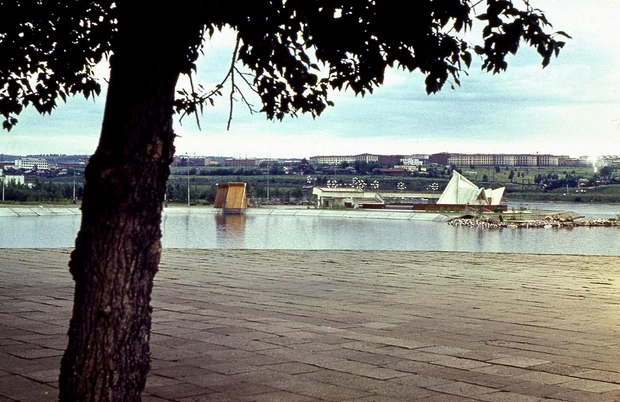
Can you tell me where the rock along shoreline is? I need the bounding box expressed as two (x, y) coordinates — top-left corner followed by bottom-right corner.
(448, 213), (620, 229)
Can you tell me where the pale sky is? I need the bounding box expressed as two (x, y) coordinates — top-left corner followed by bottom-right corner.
(1, 1), (619, 160)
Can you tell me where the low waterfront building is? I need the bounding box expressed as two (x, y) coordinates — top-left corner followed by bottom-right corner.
(312, 187), (440, 209)
(312, 187), (385, 209)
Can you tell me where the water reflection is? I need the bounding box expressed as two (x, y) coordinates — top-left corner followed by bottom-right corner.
(0, 215), (81, 248)
(1, 208), (618, 255)
(215, 214), (247, 248)
(215, 213), (247, 234)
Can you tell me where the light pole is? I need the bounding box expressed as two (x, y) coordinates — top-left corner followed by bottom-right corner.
(186, 154), (191, 207)
(266, 160), (270, 204)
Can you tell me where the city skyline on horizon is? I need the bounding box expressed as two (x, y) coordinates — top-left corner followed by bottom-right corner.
(1, 149), (610, 163)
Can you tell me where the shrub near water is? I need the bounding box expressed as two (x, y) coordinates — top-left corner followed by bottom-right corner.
(2, 180), (83, 203)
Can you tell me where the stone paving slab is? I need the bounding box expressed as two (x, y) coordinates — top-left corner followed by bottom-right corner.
(1, 249), (620, 401)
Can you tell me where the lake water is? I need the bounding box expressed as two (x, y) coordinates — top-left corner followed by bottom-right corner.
(0, 202), (618, 255)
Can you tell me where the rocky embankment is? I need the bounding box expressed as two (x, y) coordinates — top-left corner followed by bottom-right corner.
(448, 214), (620, 229)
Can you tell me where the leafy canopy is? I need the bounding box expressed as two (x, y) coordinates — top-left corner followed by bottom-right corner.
(0, 0), (569, 130)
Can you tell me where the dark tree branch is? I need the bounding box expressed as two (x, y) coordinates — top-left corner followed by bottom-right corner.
(175, 32), (258, 131)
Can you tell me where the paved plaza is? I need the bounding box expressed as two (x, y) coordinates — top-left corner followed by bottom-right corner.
(1, 248), (620, 401)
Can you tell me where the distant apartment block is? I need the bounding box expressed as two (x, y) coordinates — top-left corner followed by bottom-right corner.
(437, 154), (619, 168)
(0, 169), (25, 185)
(309, 155), (357, 165)
(355, 153), (379, 163)
(402, 155), (429, 166)
(443, 153), (495, 166)
(377, 154), (405, 166)
(224, 158), (260, 167)
(309, 154), (406, 166)
(14, 157), (49, 170)
(535, 154), (559, 166)
(562, 155), (620, 168)
(558, 156), (587, 167)
(430, 153), (561, 167)
(600, 155), (620, 167)
(171, 156), (221, 166)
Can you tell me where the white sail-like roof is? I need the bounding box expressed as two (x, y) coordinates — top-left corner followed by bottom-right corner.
(488, 187), (505, 205)
(437, 171), (505, 205)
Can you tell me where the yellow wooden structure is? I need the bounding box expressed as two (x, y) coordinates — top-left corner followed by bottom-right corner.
(214, 182), (248, 214)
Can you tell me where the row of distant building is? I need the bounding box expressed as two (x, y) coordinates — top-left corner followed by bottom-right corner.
(0, 157), (87, 186)
(309, 153), (620, 168)
(1, 158), (52, 186)
(218, 153), (619, 168)
(0, 156), (88, 171)
(3, 153), (620, 174)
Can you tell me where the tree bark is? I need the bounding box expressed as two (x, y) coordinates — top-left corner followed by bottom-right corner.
(58, 6), (202, 401)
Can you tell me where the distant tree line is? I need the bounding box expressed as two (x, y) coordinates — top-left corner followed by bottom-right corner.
(2, 179), (83, 202)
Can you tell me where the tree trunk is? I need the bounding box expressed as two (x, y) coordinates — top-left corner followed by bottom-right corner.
(58, 6), (201, 401)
